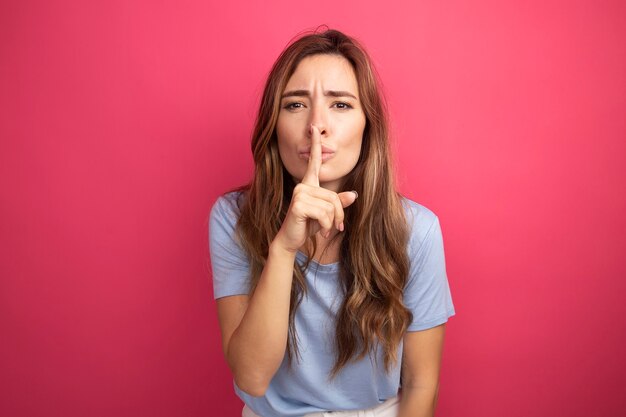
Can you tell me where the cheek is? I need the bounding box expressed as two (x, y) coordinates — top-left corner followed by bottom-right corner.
(276, 139), (293, 171)
(275, 123), (290, 156)
(276, 117), (299, 148)
(350, 128), (365, 165)
(275, 122), (302, 178)
(275, 120), (286, 147)
(343, 118), (365, 154)
(349, 141), (364, 167)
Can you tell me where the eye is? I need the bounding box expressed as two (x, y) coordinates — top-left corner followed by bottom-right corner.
(283, 102), (305, 110)
(334, 102), (353, 110)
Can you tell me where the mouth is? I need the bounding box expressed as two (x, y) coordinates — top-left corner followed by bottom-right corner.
(299, 151), (335, 162)
(298, 144), (336, 162)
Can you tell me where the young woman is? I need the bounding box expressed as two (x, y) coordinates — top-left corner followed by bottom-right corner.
(209, 28), (455, 417)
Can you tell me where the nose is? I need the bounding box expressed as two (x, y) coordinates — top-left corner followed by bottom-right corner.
(307, 103), (328, 137)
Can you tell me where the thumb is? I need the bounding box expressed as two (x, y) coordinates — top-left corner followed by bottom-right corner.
(338, 190), (359, 208)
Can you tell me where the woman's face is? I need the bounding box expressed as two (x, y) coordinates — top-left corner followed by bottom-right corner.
(276, 54), (366, 192)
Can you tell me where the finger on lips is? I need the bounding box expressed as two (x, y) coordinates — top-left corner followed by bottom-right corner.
(299, 125), (353, 236)
(302, 125), (322, 187)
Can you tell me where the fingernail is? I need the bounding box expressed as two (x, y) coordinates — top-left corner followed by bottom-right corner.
(351, 190), (358, 199)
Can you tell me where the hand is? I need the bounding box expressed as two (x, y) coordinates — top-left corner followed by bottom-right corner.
(274, 125), (358, 253)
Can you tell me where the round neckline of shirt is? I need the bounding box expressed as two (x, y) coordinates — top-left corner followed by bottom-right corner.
(296, 250), (340, 271)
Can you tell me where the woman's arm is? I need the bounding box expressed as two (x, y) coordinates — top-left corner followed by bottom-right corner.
(217, 242), (297, 397)
(215, 125), (357, 397)
(397, 323), (447, 417)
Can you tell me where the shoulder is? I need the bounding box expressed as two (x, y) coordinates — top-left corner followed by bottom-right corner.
(400, 196), (438, 225)
(210, 190), (246, 221)
(209, 190), (248, 237)
(399, 195), (441, 250)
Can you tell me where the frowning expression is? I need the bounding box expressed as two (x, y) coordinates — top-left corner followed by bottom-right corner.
(276, 54), (366, 192)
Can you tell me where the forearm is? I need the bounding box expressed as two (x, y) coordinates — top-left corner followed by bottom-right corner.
(227, 242), (296, 395)
(397, 386), (439, 417)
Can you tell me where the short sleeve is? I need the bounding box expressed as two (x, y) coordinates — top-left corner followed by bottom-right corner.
(403, 203), (456, 331)
(208, 192), (252, 299)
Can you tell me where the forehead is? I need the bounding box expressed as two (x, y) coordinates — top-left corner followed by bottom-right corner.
(285, 54), (359, 92)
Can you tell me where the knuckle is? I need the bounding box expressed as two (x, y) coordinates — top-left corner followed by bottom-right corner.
(292, 200), (304, 214)
(293, 184), (305, 195)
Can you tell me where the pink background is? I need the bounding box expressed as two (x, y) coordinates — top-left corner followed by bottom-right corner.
(1, 1), (625, 416)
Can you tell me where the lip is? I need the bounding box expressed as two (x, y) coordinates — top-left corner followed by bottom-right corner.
(298, 144), (336, 162)
(299, 144), (336, 154)
(299, 151), (335, 162)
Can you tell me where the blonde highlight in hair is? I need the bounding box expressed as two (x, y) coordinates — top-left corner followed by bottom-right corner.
(232, 28), (412, 378)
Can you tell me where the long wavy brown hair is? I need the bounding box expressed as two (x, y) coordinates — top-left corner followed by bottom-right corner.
(232, 28), (412, 380)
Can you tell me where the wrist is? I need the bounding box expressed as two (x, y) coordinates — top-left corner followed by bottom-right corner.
(269, 238), (299, 259)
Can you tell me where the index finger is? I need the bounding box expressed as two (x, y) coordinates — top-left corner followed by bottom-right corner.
(301, 125), (322, 187)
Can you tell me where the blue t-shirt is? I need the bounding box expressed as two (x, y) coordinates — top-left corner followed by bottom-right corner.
(209, 191), (455, 417)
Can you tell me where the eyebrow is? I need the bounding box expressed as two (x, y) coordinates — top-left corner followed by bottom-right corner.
(280, 89), (358, 100)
